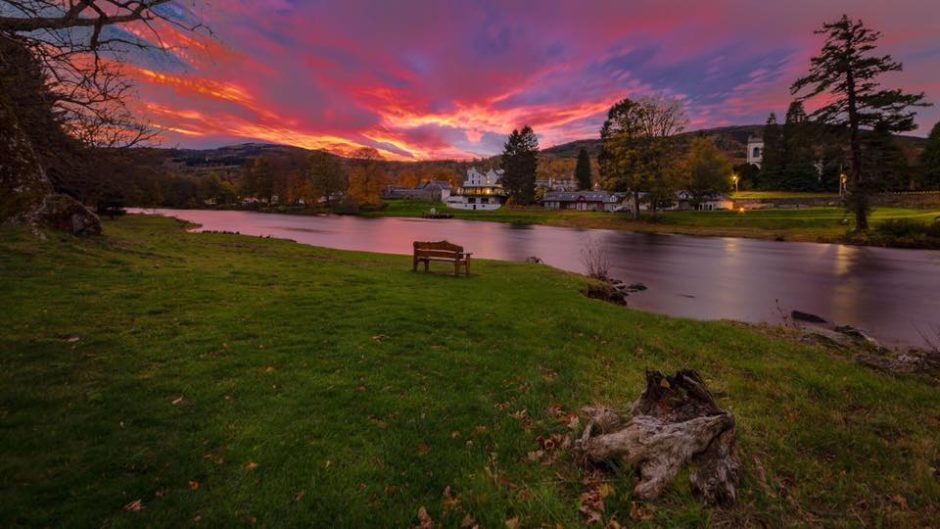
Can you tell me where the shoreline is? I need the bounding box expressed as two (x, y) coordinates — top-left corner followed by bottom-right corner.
(132, 202), (940, 249)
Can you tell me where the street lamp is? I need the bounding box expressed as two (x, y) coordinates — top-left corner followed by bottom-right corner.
(839, 172), (847, 198)
(731, 173), (739, 193)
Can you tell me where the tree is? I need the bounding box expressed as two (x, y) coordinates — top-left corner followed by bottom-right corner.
(780, 101), (820, 191)
(685, 137), (731, 205)
(347, 147), (385, 207)
(501, 125), (539, 205)
(863, 121), (910, 191)
(599, 96), (687, 217)
(574, 148), (593, 190)
(919, 121), (940, 189)
(791, 14), (929, 230)
(759, 113), (783, 189)
(308, 151), (346, 207)
(0, 1), (206, 232)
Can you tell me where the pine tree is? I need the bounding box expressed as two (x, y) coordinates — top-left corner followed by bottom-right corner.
(781, 101), (819, 191)
(501, 125), (539, 205)
(574, 148), (592, 190)
(920, 121), (940, 189)
(792, 14), (929, 230)
(759, 113), (783, 189)
(863, 121), (910, 191)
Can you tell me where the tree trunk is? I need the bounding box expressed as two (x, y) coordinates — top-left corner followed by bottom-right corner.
(577, 370), (740, 505)
(632, 191), (640, 219)
(0, 84), (100, 236)
(845, 67), (868, 231)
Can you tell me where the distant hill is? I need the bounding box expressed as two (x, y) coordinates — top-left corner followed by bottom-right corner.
(153, 125), (928, 183)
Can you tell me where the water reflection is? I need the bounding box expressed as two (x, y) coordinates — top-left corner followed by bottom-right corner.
(133, 209), (940, 348)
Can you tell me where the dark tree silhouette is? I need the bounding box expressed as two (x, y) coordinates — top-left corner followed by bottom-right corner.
(791, 14), (929, 230)
(574, 147), (592, 190)
(501, 125), (539, 205)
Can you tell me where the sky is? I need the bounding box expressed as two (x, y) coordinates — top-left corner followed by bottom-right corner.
(125, 0), (940, 160)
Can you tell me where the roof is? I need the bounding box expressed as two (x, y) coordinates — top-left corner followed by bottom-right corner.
(542, 191), (618, 203)
(417, 180), (452, 190)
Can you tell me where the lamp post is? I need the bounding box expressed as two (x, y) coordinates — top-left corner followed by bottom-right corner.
(731, 173), (739, 193)
(839, 172), (847, 198)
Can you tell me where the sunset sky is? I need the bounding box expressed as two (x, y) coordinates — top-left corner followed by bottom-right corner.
(129, 0), (940, 160)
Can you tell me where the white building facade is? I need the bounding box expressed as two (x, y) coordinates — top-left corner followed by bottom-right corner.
(446, 167), (507, 210)
(746, 136), (764, 168)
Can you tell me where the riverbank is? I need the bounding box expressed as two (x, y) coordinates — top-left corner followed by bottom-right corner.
(1, 216), (937, 527)
(362, 200), (940, 248)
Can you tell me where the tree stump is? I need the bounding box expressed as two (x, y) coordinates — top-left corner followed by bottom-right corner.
(576, 370), (740, 505)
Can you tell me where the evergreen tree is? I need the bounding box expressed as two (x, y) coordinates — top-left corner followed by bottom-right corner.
(759, 113), (783, 189)
(863, 121), (910, 191)
(780, 101), (819, 191)
(501, 125), (539, 205)
(919, 121), (940, 189)
(792, 14), (929, 230)
(574, 148), (592, 190)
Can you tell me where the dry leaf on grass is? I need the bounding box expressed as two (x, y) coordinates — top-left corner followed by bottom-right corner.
(122, 499), (142, 512)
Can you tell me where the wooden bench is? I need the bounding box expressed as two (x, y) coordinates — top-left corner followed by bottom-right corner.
(413, 241), (472, 277)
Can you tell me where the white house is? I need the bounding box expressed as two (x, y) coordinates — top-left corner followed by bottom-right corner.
(446, 167), (507, 210)
(747, 136), (764, 168)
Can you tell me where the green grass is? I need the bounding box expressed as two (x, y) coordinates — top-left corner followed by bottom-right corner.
(368, 200), (940, 244)
(731, 191), (839, 199)
(1, 216), (938, 528)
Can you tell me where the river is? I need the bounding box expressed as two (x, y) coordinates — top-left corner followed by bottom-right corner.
(133, 208), (940, 348)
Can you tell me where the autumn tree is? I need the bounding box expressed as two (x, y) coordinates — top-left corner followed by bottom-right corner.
(501, 125), (539, 205)
(791, 14), (929, 230)
(919, 121), (940, 189)
(574, 148), (592, 190)
(685, 136), (731, 205)
(308, 151), (346, 207)
(599, 96), (687, 217)
(347, 147), (385, 207)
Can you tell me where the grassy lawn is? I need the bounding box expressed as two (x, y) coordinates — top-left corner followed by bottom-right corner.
(367, 200), (940, 244)
(1, 216), (938, 528)
(731, 191), (840, 199)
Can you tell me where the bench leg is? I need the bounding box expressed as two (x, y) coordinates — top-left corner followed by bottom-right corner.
(424, 259), (429, 272)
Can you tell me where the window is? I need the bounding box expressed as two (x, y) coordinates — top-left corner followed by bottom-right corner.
(753, 147), (762, 158)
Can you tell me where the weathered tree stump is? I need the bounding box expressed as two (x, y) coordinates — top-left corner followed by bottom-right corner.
(576, 370), (740, 505)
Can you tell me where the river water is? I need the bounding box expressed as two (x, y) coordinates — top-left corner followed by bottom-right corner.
(133, 208), (940, 348)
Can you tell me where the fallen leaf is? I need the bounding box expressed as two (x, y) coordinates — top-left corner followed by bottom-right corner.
(527, 449), (544, 462)
(66, 336), (81, 343)
(505, 516), (520, 529)
(442, 486), (461, 513)
(188, 480), (200, 491)
(629, 501), (654, 522)
(372, 334), (387, 342)
(461, 513), (479, 528)
(171, 395), (184, 405)
(413, 506), (433, 529)
(450, 431), (461, 439)
(122, 499), (142, 512)
(244, 461), (259, 471)
(597, 483), (615, 499)
(417, 442), (430, 455)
